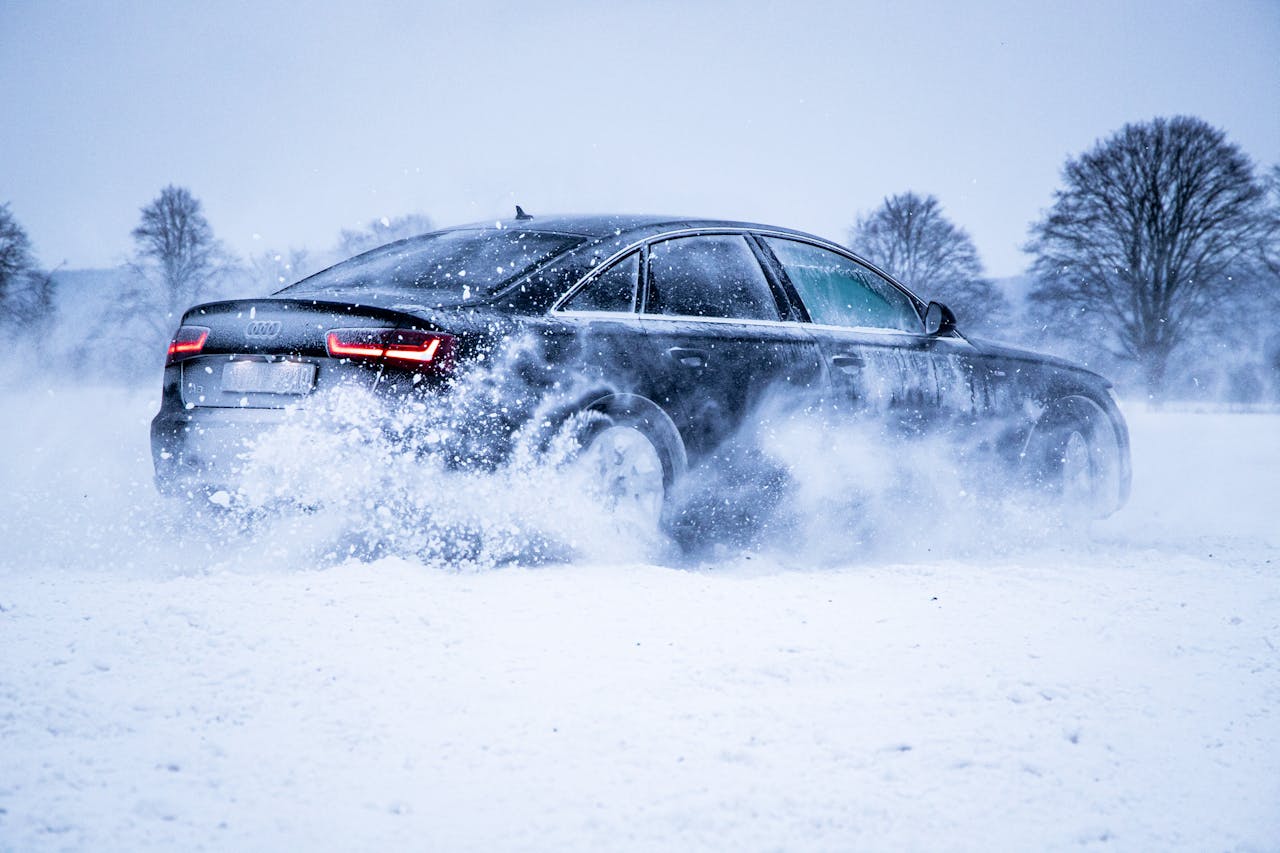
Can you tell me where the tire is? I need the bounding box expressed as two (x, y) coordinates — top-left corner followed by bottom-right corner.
(572, 401), (685, 534)
(578, 420), (666, 528)
(1058, 428), (1094, 507)
(1025, 396), (1121, 519)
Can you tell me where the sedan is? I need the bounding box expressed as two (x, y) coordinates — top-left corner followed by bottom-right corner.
(151, 213), (1130, 528)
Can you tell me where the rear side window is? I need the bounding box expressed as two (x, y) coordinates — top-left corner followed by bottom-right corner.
(644, 235), (780, 321)
(282, 228), (583, 303)
(561, 252), (638, 312)
(763, 237), (920, 332)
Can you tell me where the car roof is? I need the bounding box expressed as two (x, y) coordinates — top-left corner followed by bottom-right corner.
(438, 213), (831, 246)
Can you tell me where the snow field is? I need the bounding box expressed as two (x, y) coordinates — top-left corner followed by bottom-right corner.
(0, 387), (1277, 850)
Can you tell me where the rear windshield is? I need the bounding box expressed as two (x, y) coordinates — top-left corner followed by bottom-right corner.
(279, 228), (584, 303)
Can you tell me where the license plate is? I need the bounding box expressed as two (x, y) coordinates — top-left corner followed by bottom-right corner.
(221, 360), (316, 395)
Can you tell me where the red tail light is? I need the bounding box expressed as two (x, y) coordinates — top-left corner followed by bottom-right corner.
(326, 328), (456, 370)
(166, 326), (210, 365)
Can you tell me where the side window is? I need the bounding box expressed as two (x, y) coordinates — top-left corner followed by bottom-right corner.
(645, 235), (780, 321)
(561, 252), (638, 312)
(763, 237), (920, 332)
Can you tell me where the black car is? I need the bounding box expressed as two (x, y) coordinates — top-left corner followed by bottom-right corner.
(151, 213), (1130, 528)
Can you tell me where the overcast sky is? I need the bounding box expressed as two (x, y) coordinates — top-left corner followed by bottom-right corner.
(2, 0), (1277, 277)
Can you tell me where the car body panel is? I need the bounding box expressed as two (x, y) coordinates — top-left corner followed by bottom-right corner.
(633, 315), (827, 457)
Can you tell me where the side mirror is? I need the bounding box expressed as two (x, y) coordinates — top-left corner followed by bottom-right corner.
(925, 301), (957, 337)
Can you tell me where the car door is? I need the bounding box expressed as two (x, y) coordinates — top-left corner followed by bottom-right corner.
(537, 248), (652, 403)
(633, 233), (827, 458)
(757, 235), (986, 434)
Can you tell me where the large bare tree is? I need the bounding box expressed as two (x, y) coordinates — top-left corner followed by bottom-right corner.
(1026, 117), (1271, 396)
(849, 192), (1009, 332)
(0, 202), (54, 328)
(1261, 164), (1280, 285)
(129, 185), (224, 319)
(0, 203), (34, 289)
(99, 186), (234, 376)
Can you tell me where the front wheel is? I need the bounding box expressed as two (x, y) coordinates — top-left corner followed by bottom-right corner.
(1059, 428), (1094, 507)
(1025, 397), (1122, 519)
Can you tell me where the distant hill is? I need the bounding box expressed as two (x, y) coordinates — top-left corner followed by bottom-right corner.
(991, 273), (1033, 306)
(40, 267), (147, 376)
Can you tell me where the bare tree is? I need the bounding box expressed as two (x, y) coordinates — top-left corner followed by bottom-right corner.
(0, 203), (55, 329)
(130, 186), (225, 315)
(849, 192), (1009, 332)
(1240, 163), (1280, 403)
(94, 186), (235, 378)
(1026, 117), (1271, 396)
(1260, 164), (1280, 284)
(337, 213), (433, 257)
(0, 203), (34, 288)
(0, 202), (36, 320)
(119, 185), (231, 345)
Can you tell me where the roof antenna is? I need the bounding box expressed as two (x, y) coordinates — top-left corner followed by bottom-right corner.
(515, 205), (534, 221)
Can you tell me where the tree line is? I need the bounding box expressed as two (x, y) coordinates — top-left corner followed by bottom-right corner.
(2, 115), (1277, 399)
(850, 116), (1278, 401)
(0, 189), (434, 376)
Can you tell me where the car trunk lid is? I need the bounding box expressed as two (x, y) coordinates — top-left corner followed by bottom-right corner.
(174, 298), (452, 409)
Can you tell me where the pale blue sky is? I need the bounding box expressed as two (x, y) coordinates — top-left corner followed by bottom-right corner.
(1, 0), (1277, 276)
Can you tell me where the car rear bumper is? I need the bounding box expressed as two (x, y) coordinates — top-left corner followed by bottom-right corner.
(151, 406), (289, 495)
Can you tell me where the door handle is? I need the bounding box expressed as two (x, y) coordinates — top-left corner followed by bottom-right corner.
(666, 346), (707, 368)
(831, 354), (866, 372)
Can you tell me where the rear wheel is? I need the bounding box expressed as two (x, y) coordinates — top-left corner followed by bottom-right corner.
(578, 422), (667, 529)
(570, 401), (685, 535)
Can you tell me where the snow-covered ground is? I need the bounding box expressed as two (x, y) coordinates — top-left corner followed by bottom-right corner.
(1, 385), (1277, 851)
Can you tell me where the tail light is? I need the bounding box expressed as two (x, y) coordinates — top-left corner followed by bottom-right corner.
(326, 328), (456, 371)
(166, 326), (210, 365)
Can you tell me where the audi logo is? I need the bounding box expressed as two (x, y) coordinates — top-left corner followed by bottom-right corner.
(244, 320), (282, 339)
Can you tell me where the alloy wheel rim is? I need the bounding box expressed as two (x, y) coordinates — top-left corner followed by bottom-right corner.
(583, 425), (665, 526)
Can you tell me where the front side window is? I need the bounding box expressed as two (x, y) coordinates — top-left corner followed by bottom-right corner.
(560, 252), (639, 312)
(645, 235), (780, 321)
(763, 237), (920, 332)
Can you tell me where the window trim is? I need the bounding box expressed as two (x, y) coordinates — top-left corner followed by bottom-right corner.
(639, 232), (789, 323)
(746, 233), (809, 322)
(550, 240), (648, 313)
(636, 312), (820, 331)
(548, 225), (928, 328)
(555, 248), (641, 314)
